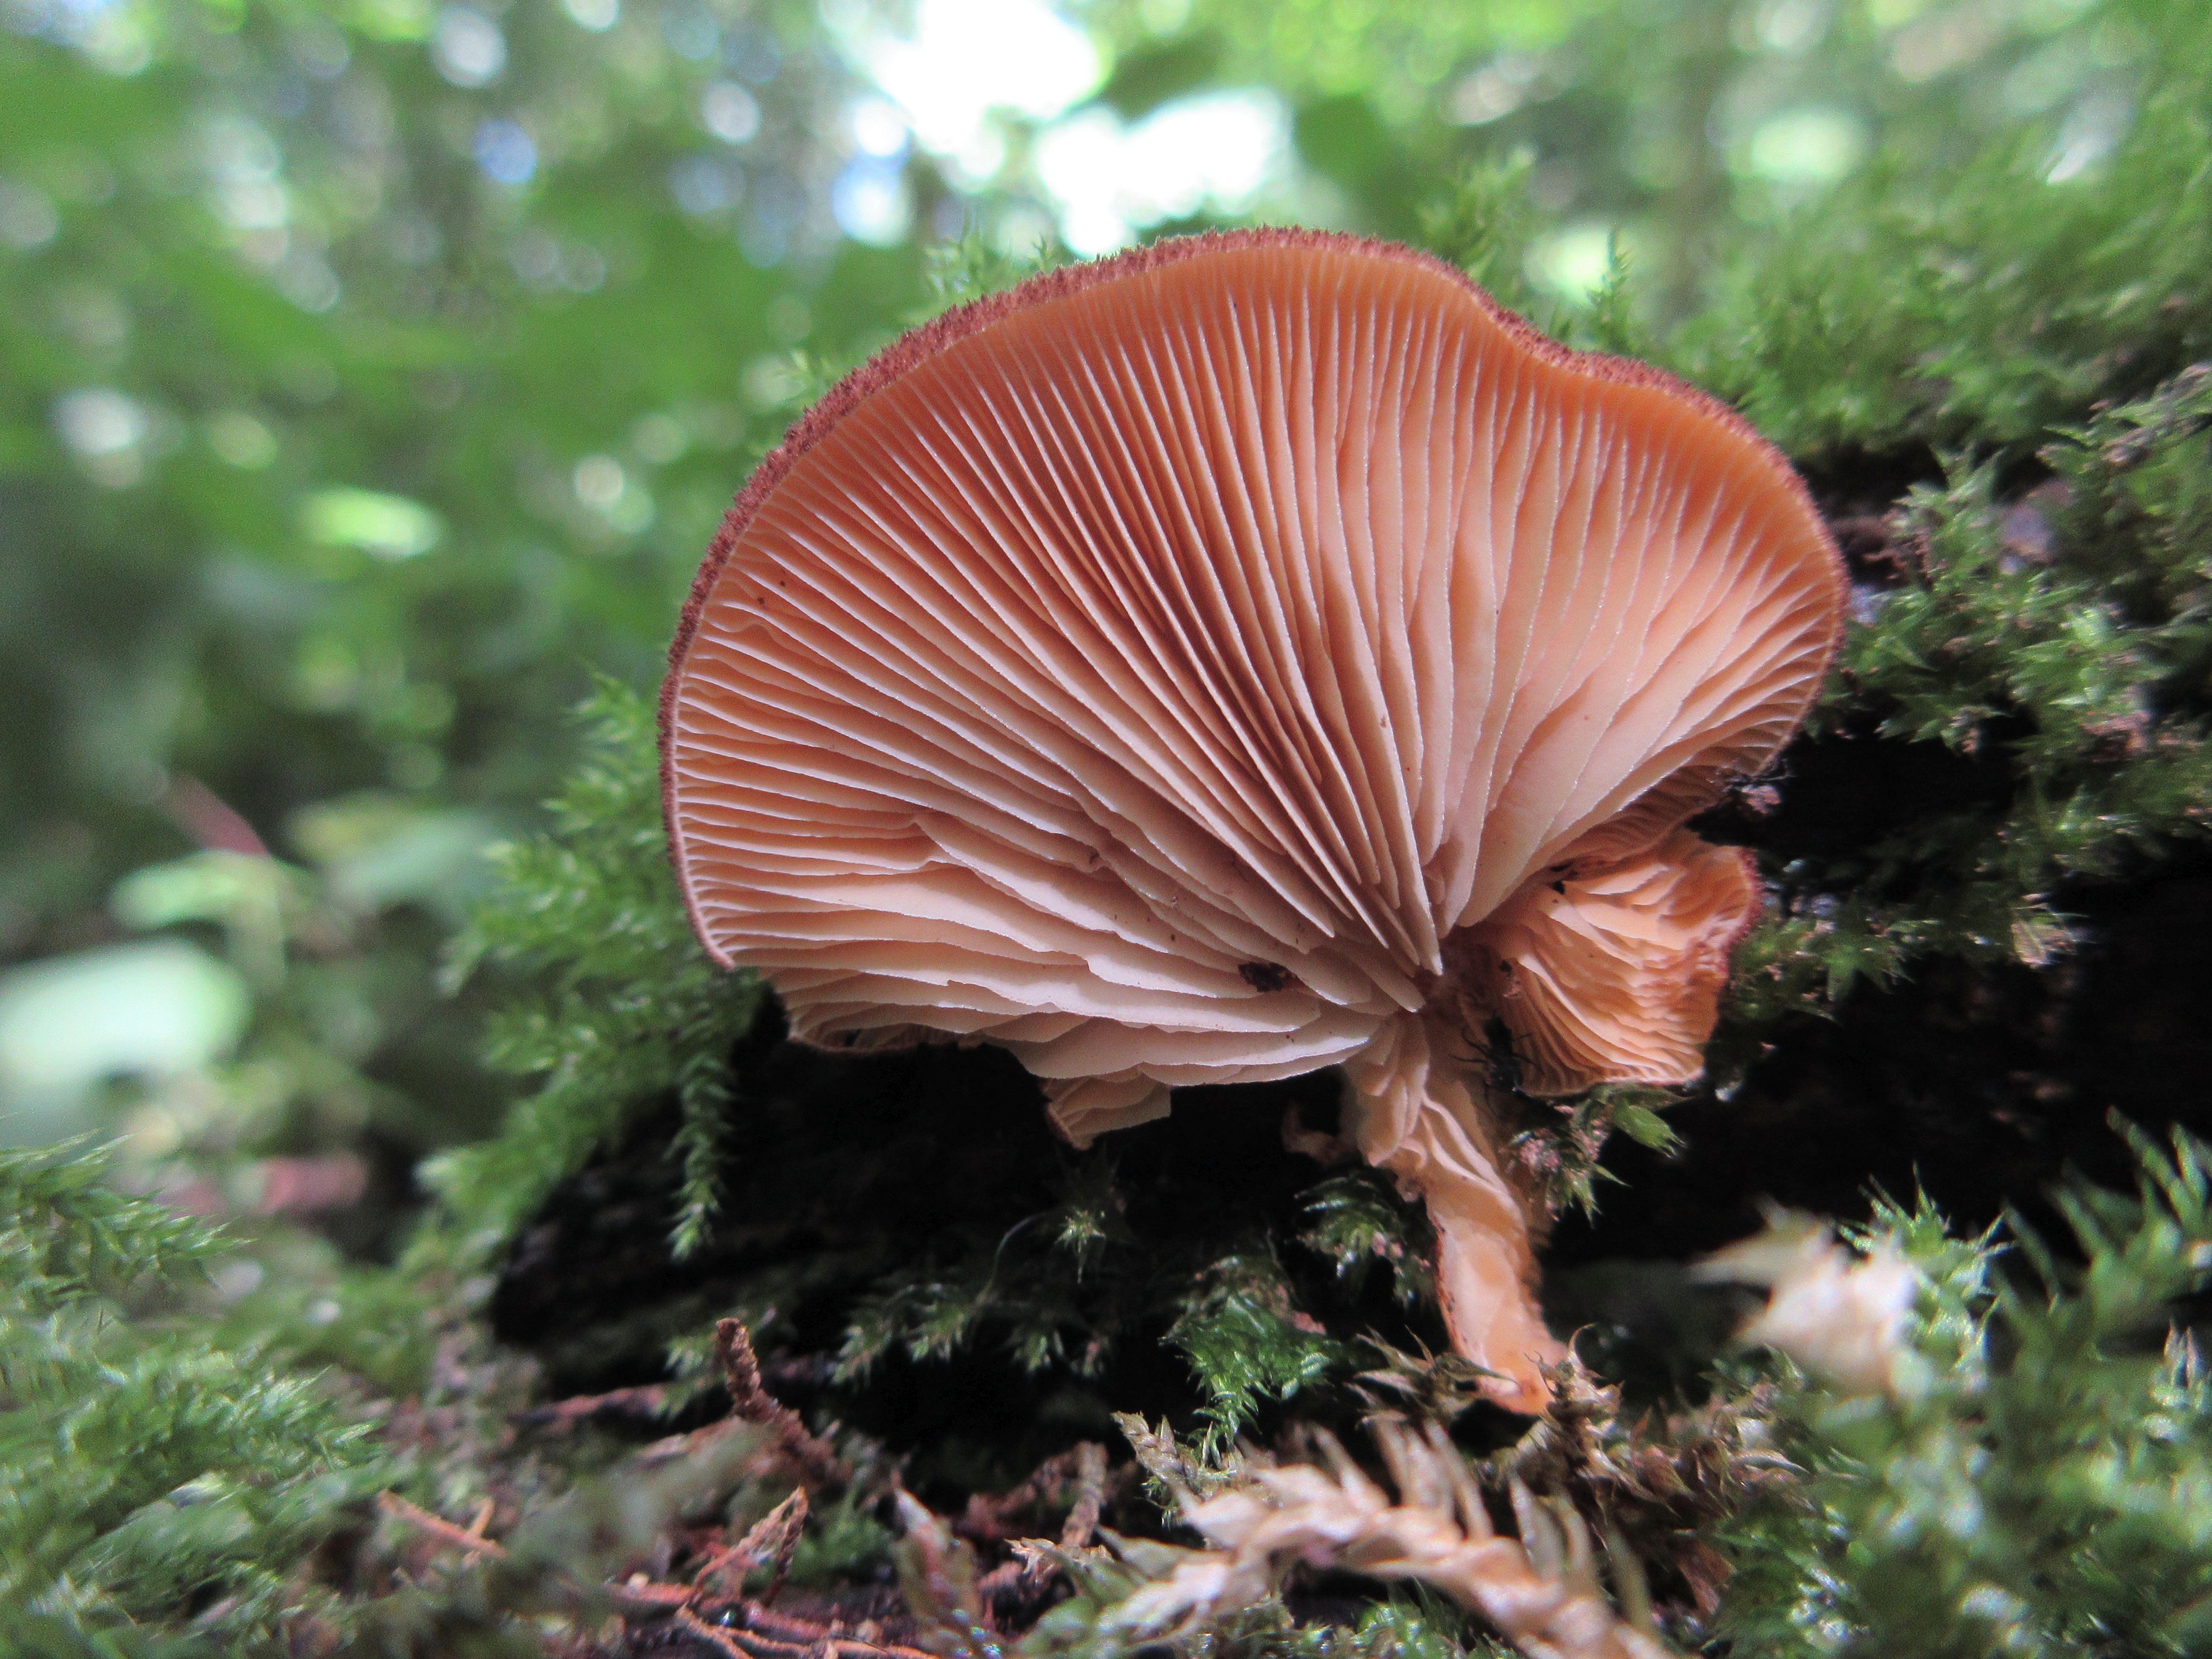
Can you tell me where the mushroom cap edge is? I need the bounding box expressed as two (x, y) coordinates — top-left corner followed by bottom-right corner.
(658, 225), (1847, 972)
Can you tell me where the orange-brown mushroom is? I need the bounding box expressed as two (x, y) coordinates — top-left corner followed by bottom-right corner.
(661, 230), (1843, 1413)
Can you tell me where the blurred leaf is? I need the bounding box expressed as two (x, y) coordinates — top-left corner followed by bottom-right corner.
(291, 794), (498, 917)
(1094, 31), (1225, 118)
(300, 488), (443, 562)
(0, 943), (249, 1134)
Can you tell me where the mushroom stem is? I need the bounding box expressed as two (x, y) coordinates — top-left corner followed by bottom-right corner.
(1343, 1015), (1566, 1415)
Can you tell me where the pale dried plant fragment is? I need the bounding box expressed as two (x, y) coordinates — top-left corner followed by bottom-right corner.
(1693, 1208), (1918, 1396)
(1110, 1420), (1675, 1659)
(663, 230), (1844, 1414)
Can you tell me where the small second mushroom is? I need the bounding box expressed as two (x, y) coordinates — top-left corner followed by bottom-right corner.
(662, 231), (1844, 1413)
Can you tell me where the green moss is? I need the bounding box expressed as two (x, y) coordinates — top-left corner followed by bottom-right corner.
(1714, 1122), (2212, 1656)
(1700, 361), (2212, 1024)
(428, 679), (761, 1257)
(0, 1140), (386, 1651)
(1668, 10), (2212, 459)
(1166, 1249), (1356, 1449)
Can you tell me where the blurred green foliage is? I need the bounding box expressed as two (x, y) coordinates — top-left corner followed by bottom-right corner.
(5, 0), (2199, 1234)
(431, 679), (757, 1252)
(0, 0), (920, 1191)
(9, 0), (2212, 1650)
(0, 1137), (386, 1647)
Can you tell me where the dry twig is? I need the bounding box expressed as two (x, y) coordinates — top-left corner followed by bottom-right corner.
(696, 1486), (810, 1602)
(1058, 1441), (1109, 1553)
(378, 1403), (913, 1659)
(1488, 1362), (1792, 1617)
(512, 1383), (675, 1432)
(960, 1440), (1111, 1543)
(677, 1604), (940, 1659)
(1112, 1411), (1243, 1501)
(961, 1440), (1113, 1625)
(377, 1490), (510, 1560)
(716, 1317), (848, 1490)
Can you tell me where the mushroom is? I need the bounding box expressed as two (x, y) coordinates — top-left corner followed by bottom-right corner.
(661, 230), (1843, 1413)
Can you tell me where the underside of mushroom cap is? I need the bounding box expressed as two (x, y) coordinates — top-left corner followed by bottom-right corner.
(664, 230), (1839, 1078)
(662, 229), (1845, 1407)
